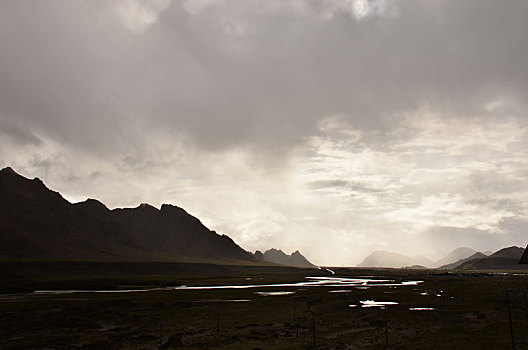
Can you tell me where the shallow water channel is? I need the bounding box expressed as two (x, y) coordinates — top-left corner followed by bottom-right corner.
(23, 276), (423, 297)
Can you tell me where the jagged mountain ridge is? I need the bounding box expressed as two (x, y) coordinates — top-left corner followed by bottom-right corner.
(254, 248), (315, 267)
(456, 246), (526, 270)
(359, 247), (488, 269)
(0, 167), (254, 262)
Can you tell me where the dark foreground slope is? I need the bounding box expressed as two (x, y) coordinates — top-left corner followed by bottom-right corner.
(0, 167), (253, 263)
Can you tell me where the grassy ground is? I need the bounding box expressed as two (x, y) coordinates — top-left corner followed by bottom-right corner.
(1, 265), (528, 349)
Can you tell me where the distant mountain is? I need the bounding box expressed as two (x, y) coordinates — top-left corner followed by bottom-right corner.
(255, 248), (315, 267)
(359, 247), (493, 269)
(0, 167), (254, 263)
(489, 246), (525, 259)
(434, 247), (478, 268)
(438, 252), (487, 270)
(457, 246), (526, 270)
(358, 251), (433, 268)
(520, 245), (528, 264)
(404, 265), (427, 269)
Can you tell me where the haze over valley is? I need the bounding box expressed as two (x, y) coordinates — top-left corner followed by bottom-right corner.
(2, 166), (525, 271)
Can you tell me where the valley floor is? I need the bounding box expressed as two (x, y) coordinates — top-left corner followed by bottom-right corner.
(1, 265), (528, 349)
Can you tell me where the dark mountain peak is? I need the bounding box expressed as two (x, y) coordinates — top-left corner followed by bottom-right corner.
(161, 203), (186, 213)
(254, 250), (265, 262)
(29, 177), (58, 195)
(219, 234), (234, 242)
(0, 166), (18, 175)
(0, 166), (255, 263)
(453, 246), (528, 270)
(75, 198), (109, 211)
(160, 204), (194, 219)
(0, 167), (26, 184)
(0, 168), (23, 188)
(160, 204), (202, 226)
(71, 199), (111, 223)
(490, 246), (524, 259)
(261, 248), (315, 267)
(0, 167), (46, 190)
(520, 245), (528, 264)
(0, 166), (68, 209)
(85, 198), (106, 205)
(139, 202), (158, 210)
(128, 203), (159, 215)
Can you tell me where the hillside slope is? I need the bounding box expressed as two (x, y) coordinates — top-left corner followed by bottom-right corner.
(0, 167), (254, 263)
(457, 247), (526, 270)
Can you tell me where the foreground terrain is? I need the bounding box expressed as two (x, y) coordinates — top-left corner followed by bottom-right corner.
(1, 263), (528, 349)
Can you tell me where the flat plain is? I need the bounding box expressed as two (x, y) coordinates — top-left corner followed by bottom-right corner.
(1, 263), (528, 349)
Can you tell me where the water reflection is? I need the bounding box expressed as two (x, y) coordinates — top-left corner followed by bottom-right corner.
(255, 291), (295, 296)
(11, 276), (423, 298)
(173, 276), (422, 291)
(360, 300), (399, 308)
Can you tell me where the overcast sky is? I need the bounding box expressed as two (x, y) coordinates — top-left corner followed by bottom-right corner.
(1, 0), (527, 265)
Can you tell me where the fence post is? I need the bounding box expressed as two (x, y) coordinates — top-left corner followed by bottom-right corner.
(506, 291), (515, 350)
(413, 311), (417, 339)
(524, 291), (528, 317)
(159, 320), (163, 350)
(311, 311), (317, 350)
(384, 307), (388, 348)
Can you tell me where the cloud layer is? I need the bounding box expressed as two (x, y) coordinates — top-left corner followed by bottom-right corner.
(1, 0), (527, 265)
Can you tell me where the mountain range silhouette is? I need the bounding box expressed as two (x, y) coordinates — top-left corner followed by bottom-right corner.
(0, 167), (317, 268)
(0, 167), (254, 262)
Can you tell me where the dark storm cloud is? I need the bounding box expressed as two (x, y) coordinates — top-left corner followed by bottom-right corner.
(1, 0), (527, 156)
(308, 180), (351, 189)
(0, 119), (41, 146)
(307, 179), (384, 193)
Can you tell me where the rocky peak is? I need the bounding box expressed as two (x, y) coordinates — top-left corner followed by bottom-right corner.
(0, 166), (17, 175)
(260, 248), (315, 267)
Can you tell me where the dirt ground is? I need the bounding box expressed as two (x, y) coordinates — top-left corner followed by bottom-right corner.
(1, 267), (528, 349)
